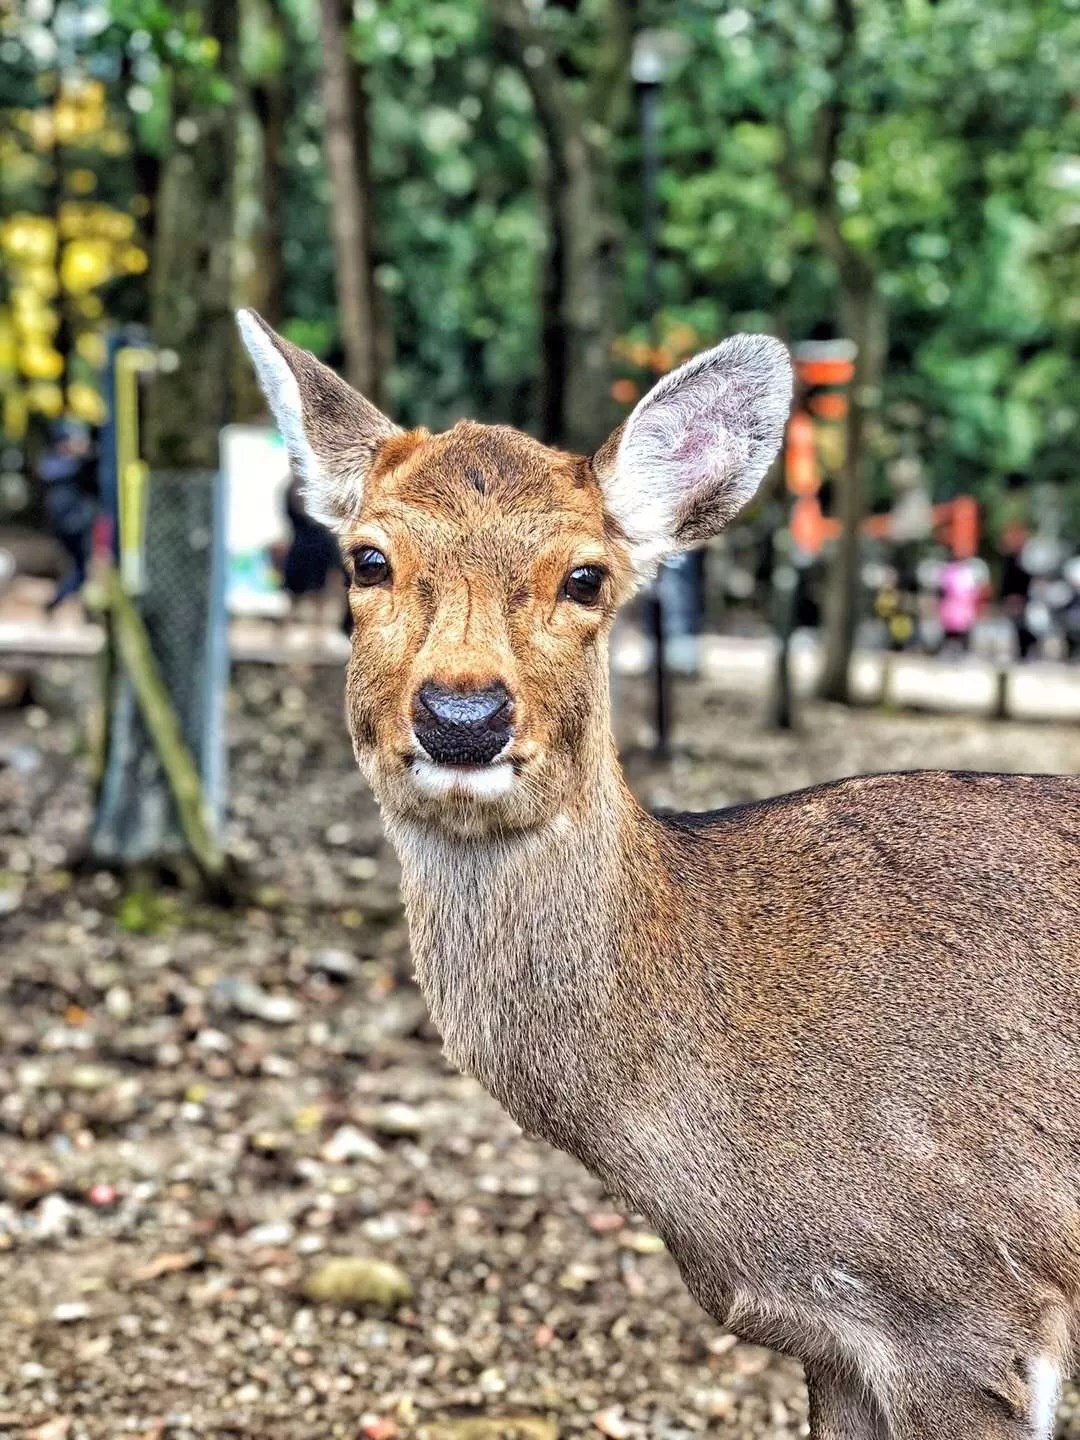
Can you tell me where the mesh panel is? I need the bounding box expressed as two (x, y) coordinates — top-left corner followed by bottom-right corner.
(90, 470), (220, 865)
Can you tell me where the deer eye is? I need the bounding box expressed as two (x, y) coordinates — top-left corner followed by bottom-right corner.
(562, 564), (606, 607)
(350, 546), (390, 587)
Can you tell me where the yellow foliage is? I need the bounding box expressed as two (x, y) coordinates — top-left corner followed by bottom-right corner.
(76, 331), (107, 367)
(0, 79), (151, 433)
(100, 127), (130, 157)
(1, 214), (57, 265)
(12, 287), (56, 332)
(102, 211), (136, 242)
(4, 389), (29, 442)
(15, 310), (60, 342)
(53, 104), (80, 145)
(0, 313), (16, 372)
(68, 381), (106, 425)
(19, 343), (65, 381)
(70, 168), (98, 195)
(69, 77), (106, 112)
(58, 210), (81, 241)
(22, 264), (60, 300)
(61, 238), (113, 294)
(59, 202), (135, 242)
(121, 245), (149, 275)
(26, 381), (64, 418)
(59, 200), (93, 238)
(54, 80), (107, 145)
(26, 107), (55, 152)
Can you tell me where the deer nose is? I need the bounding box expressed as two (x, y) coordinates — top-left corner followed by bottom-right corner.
(413, 681), (514, 766)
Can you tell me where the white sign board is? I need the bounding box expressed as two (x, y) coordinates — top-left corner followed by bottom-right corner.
(219, 424), (291, 616)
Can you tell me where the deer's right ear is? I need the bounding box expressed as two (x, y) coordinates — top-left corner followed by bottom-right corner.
(236, 309), (400, 530)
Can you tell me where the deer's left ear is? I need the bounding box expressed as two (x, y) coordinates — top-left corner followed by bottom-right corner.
(236, 309), (400, 530)
(593, 334), (792, 576)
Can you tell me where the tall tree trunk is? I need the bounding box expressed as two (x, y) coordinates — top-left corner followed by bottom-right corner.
(538, 118), (618, 451)
(558, 130), (620, 452)
(144, 0), (239, 468)
(804, 0), (886, 704)
(233, 11), (288, 422)
(253, 74), (286, 329)
(119, 45), (161, 318)
(536, 150), (567, 444)
(492, 0), (623, 452)
(317, 0), (380, 401)
(95, 0), (236, 879)
(818, 273), (887, 702)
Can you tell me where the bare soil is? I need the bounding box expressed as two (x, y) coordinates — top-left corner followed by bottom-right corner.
(1, 661), (1078, 1440)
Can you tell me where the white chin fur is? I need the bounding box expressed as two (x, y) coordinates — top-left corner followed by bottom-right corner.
(409, 758), (515, 801)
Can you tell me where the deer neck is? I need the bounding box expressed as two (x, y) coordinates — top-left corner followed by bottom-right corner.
(384, 740), (671, 1142)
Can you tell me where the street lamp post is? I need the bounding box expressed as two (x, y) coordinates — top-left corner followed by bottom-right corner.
(635, 39), (663, 328)
(631, 29), (686, 759)
(633, 37), (667, 757)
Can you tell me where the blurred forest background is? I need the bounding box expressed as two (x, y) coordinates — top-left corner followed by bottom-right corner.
(2, 0), (1078, 524)
(4, 7), (1080, 1437)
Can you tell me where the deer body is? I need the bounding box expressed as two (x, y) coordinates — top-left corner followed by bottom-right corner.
(395, 766), (1080, 1437)
(240, 310), (1080, 1438)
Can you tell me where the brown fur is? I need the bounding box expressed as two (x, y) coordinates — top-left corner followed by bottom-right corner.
(239, 314), (1080, 1439)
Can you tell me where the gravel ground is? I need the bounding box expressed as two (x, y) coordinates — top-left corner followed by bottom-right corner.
(1, 660), (1078, 1440)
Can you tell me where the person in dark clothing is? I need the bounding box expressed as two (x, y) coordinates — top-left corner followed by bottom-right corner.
(279, 474), (344, 623)
(37, 420), (98, 612)
(999, 525), (1036, 661)
(1061, 557), (1080, 662)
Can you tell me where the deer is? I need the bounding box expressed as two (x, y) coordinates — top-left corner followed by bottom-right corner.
(238, 308), (1080, 1440)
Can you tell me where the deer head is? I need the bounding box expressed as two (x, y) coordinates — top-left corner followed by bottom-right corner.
(238, 311), (791, 837)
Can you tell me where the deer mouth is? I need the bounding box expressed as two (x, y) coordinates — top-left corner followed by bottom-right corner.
(406, 754), (516, 802)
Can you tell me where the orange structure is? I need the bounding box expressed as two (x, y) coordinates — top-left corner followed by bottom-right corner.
(785, 338), (980, 561)
(862, 496), (980, 558)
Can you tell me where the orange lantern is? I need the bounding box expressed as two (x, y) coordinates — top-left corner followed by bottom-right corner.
(785, 410), (818, 497)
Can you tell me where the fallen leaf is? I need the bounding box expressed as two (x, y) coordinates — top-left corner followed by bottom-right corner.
(620, 1230), (665, 1254)
(592, 1409), (630, 1440)
(132, 1248), (203, 1282)
(360, 1420), (399, 1440)
(26, 1418), (73, 1440)
(586, 1211), (624, 1233)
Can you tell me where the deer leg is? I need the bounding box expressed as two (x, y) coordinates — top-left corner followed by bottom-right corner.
(892, 1398), (1040, 1439)
(889, 1356), (1061, 1440)
(805, 1364), (888, 1440)
(808, 1354), (1059, 1440)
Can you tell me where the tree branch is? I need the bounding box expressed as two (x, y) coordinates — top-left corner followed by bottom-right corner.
(585, 0), (635, 132)
(809, 0), (874, 289)
(489, 0), (583, 167)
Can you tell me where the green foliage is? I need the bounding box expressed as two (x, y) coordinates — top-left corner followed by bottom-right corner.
(116, 884), (178, 934)
(1, 0), (1077, 525)
(650, 0), (1080, 522)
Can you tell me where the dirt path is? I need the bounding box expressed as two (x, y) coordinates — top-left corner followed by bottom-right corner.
(2, 663), (1078, 1439)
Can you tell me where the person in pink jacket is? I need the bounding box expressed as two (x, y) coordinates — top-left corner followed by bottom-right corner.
(938, 557), (981, 653)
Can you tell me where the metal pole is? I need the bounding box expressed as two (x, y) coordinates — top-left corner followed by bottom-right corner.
(770, 535), (798, 731)
(639, 78), (669, 759)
